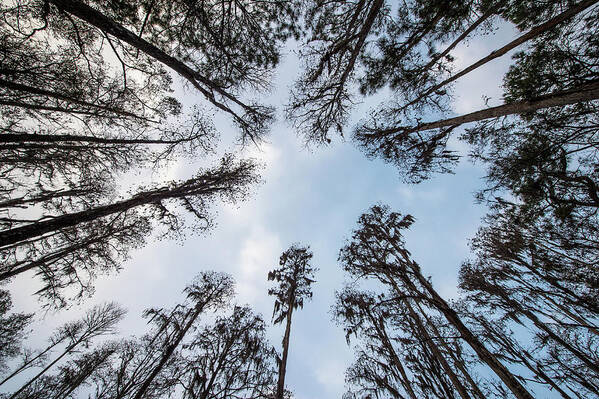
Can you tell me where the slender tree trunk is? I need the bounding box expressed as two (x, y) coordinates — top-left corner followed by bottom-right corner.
(48, 0), (251, 120)
(393, 290), (472, 399)
(407, 271), (535, 399)
(0, 339), (64, 386)
(378, 226), (534, 399)
(54, 349), (115, 399)
(0, 132), (178, 146)
(0, 194), (148, 248)
(372, 79), (599, 137)
(276, 297), (294, 399)
(132, 305), (204, 399)
(402, 0), (599, 111)
(516, 304), (599, 373)
(0, 79), (154, 122)
(417, 305), (486, 399)
(0, 222), (130, 281)
(420, 7), (496, 75)
(0, 188), (93, 210)
(0, 168), (239, 248)
(370, 314), (418, 399)
(10, 341), (80, 399)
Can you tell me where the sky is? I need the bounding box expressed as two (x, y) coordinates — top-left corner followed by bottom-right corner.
(3, 15), (527, 399)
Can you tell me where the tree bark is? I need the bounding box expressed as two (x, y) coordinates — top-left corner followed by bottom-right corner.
(0, 168), (240, 249)
(407, 271), (535, 399)
(0, 132), (180, 146)
(276, 296), (294, 399)
(371, 79), (599, 137)
(390, 283), (472, 399)
(132, 305), (204, 399)
(9, 340), (80, 399)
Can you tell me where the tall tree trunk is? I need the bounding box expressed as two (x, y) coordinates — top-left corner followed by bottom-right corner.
(0, 132), (180, 146)
(419, 7), (497, 76)
(276, 297), (294, 399)
(378, 226), (535, 399)
(48, 0), (252, 122)
(0, 79), (154, 122)
(406, 271), (535, 399)
(10, 340), (81, 399)
(0, 167), (242, 248)
(368, 313), (418, 399)
(417, 304), (486, 399)
(402, 0), (599, 111)
(0, 339), (65, 386)
(132, 305), (204, 399)
(370, 79), (599, 137)
(0, 220), (132, 281)
(513, 301), (599, 374)
(393, 289), (472, 399)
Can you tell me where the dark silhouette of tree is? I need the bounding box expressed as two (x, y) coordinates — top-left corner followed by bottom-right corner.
(10, 342), (119, 399)
(0, 290), (33, 374)
(44, 0), (298, 143)
(268, 244), (317, 399)
(339, 204), (534, 399)
(286, 0), (387, 144)
(351, 0), (599, 182)
(178, 305), (276, 399)
(121, 271), (235, 399)
(8, 302), (125, 399)
(0, 156), (257, 308)
(460, 204), (599, 397)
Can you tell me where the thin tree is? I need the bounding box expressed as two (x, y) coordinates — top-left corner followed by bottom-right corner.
(340, 204), (535, 399)
(9, 302), (125, 399)
(179, 305), (277, 399)
(130, 271), (235, 399)
(268, 244), (317, 399)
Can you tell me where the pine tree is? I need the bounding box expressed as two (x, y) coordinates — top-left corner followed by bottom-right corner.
(268, 244), (317, 399)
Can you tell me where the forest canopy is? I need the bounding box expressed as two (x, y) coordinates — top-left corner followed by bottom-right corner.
(0, 0), (598, 398)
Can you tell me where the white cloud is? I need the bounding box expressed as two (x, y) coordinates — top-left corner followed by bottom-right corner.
(236, 226), (281, 303)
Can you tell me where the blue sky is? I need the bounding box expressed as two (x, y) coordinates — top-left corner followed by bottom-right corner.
(4, 17), (527, 399)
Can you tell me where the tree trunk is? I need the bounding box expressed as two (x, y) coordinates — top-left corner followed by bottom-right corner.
(0, 132), (178, 146)
(402, 0), (599, 111)
(420, 7), (496, 75)
(417, 304), (486, 399)
(373, 79), (599, 137)
(407, 271), (535, 399)
(9, 341), (80, 399)
(0, 339), (64, 386)
(132, 305), (203, 399)
(0, 168), (238, 249)
(372, 316), (418, 399)
(48, 0), (250, 119)
(0, 221), (132, 281)
(391, 286), (472, 399)
(276, 298), (294, 399)
(0, 78), (154, 122)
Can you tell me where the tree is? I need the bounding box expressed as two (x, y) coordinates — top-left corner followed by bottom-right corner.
(268, 244), (317, 399)
(339, 204), (534, 399)
(286, 0), (387, 144)
(0, 290), (33, 374)
(0, 155), (257, 308)
(351, 0), (599, 182)
(459, 205), (599, 397)
(178, 305), (276, 399)
(8, 302), (125, 399)
(44, 0), (299, 143)
(127, 271), (235, 399)
(9, 342), (119, 399)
